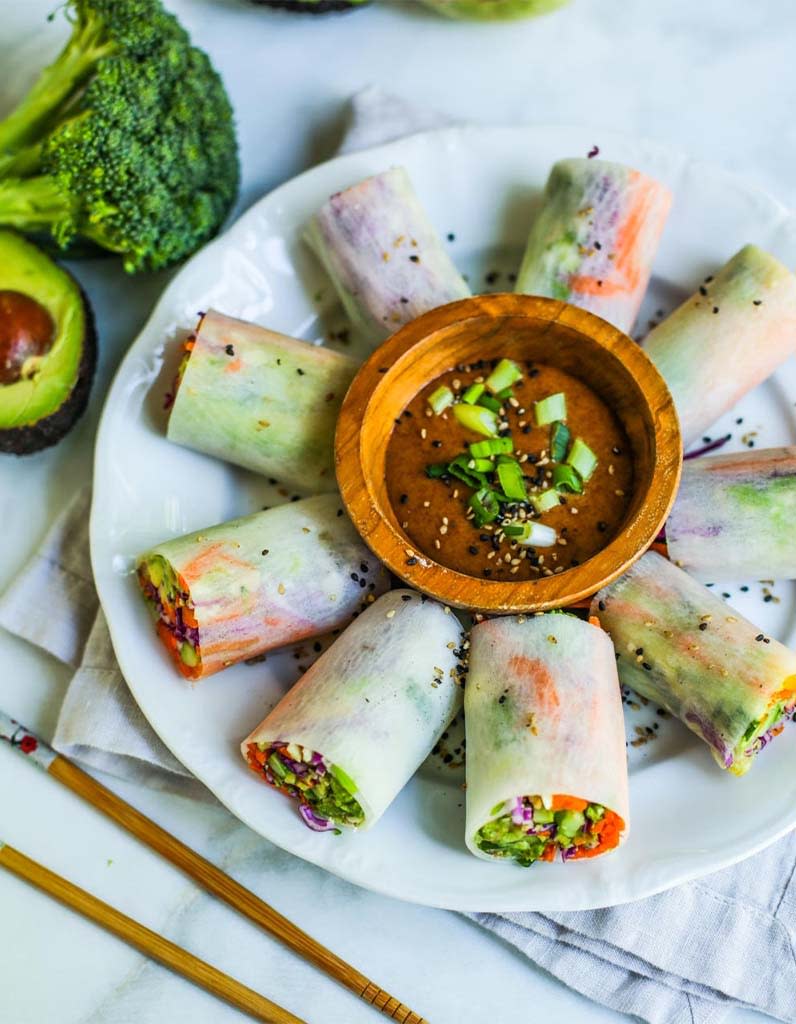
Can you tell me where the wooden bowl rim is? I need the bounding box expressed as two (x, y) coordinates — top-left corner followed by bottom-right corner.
(335, 294), (682, 613)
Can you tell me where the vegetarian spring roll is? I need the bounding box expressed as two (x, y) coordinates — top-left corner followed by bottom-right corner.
(667, 447), (796, 581)
(137, 494), (389, 680)
(644, 245), (796, 449)
(242, 589), (465, 831)
(304, 167), (471, 344)
(166, 310), (357, 493)
(515, 158), (672, 334)
(465, 613), (629, 867)
(592, 551), (796, 775)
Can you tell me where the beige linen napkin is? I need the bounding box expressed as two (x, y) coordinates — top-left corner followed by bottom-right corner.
(2, 88), (795, 1024)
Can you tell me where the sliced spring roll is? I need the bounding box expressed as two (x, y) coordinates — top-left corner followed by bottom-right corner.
(644, 245), (796, 449)
(592, 551), (796, 775)
(304, 167), (471, 344)
(465, 613), (628, 867)
(242, 589), (465, 831)
(137, 494), (389, 680)
(515, 158), (672, 334)
(667, 447), (796, 581)
(166, 310), (357, 493)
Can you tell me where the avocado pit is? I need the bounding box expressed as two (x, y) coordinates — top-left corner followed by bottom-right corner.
(0, 290), (56, 385)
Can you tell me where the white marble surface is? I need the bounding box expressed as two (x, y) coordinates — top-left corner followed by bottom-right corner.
(0, 0), (791, 1020)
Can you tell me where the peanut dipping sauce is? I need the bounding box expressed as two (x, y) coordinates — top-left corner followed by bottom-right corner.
(385, 360), (633, 581)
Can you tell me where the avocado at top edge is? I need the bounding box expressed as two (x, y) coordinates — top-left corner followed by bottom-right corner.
(0, 230), (97, 456)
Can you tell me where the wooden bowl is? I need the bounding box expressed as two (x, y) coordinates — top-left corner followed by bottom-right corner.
(335, 294), (681, 613)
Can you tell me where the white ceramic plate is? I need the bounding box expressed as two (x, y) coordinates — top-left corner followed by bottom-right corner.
(92, 124), (796, 912)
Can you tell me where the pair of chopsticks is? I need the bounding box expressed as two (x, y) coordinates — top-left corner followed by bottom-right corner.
(0, 710), (426, 1024)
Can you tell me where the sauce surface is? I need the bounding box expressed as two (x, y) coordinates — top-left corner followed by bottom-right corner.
(386, 359), (633, 581)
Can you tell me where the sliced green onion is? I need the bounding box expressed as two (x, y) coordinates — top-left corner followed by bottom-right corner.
(549, 420), (571, 462)
(453, 403), (499, 437)
(469, 457), (494, 473)
(485, 358), (523, 394)
(476, 394), (502, 413)
(504, 520), (557, 547)
(530, 488), (561, 514)
(534, 392), (567, 426)
(567, 437), (598, 481)
(469, 437), (513, 458)
(462, 382), (485, 405)
(496, 386), (514, 401)
(447, 454), (489, 488)
(427, 385), (454, 415)
(496, 460), (527, 501)
(552, 463), (583, 494)
(469, 487), (500, 526)
(426, 462), (450, 479)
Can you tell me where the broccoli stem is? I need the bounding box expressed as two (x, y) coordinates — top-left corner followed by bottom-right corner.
(0, 176), (74, 233)
(0, 12), (114, 154)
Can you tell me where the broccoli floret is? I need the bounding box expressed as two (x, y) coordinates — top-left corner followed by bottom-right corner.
(0, 0), (239, 272)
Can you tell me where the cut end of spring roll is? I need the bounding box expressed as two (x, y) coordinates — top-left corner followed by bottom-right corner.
(166, 310), (357, 493)
(304, 166), (471, 344)
(241, 589), (465, 832)
(465, 612), (629, 867)
(515, 158), (672, 335)
(644, 244), (796, 449)
(137, 494), (389, 680)
(592, 551), (796, 775)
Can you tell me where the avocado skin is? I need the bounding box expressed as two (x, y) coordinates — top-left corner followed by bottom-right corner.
(0, 282), (97, 456)
(251, 0), (369, 12)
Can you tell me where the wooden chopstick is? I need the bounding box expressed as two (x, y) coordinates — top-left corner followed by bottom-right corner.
(0, 840), (306, 1024)
(0, 712), (428, 1024)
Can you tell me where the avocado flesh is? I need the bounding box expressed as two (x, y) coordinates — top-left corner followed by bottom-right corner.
(0, 231), (96, 455)
(420, 0), (569, 18)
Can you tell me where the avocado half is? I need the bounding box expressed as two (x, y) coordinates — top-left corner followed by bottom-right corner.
(0, 230), (97, 455)
(251, 0), (370, 13)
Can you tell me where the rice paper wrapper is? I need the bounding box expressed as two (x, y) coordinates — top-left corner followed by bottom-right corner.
(242, 590), (465, 828)
(644, 244), (796, 449)
(167, 310), (357, 493)
(138, 494), (389, 678)
(465, 613), (629, 860)
(515, 157), (671, 334)
(667, 446), (796, 581)
(591, 551), (796, 774)
(304, 166), (470, 344)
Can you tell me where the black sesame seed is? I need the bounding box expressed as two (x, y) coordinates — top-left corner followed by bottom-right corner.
(447, 232), (455, 242)
(753, 299), (762, 306)
(350, 573), (359, 582)
(712, 306), (719, 314)
(401, 594), (412, 601)
(409, 254), (420, 263)
(360, 563), (368, 573)
(431, 440), (443, 448)
(225, 344), (235, 356)
(261, 549), (269, 556)
(642, 662), (652, 671)
(598, 600), (606, 611)
(406, 557), (418, 566)
(313, 641), (322, 652)
(699, 286), (707, 296)
(698, 622), (708, 631)
(597, 521), (608, 533)
(740, 585), (749, 592)
(399, 494), (408, 504)
(337, 509), (344, 517)
(296, 368), (305, 375)
(755, 633), (764, 641)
